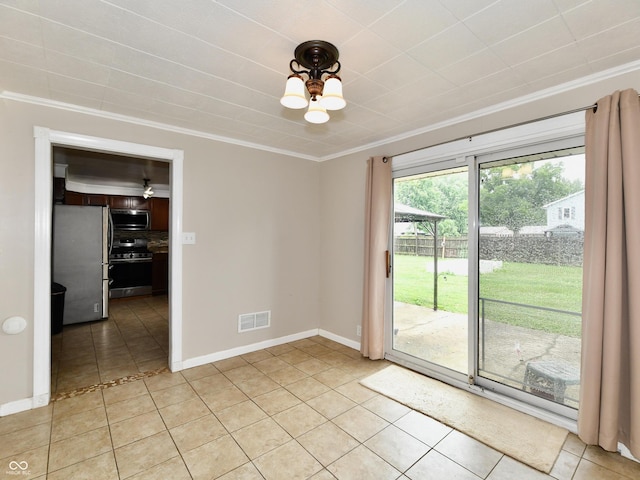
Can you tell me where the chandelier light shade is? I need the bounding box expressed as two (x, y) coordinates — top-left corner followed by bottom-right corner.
(281, 74), (308, 109)
(280, 40), (345, 124)
(319, 75), (346, 110)
(143, 178), (154, 199)
(304, 97), (330, 124)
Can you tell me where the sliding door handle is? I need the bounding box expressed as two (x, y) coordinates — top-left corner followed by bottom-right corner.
(386, 250), (391, 278)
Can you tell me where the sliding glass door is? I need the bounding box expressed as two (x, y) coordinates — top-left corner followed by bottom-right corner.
(388, 127), (585, 416)
(476, 147), (585, 409)
(392, 164), (469, 377)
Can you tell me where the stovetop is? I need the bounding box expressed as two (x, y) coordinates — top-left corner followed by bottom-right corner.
(110, 238), (152, 260)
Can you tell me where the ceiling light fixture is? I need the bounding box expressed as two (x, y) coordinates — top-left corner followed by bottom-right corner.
(142, 178), (154, 199)
(280, 40), (346, 124)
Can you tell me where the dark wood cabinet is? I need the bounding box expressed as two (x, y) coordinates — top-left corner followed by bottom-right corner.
(86, 194), (109, 206)
(129, 196), (150, 210)
(63, 191), (153, 212)
(108, 195), (130, 209)
(64, 191), (84, 205)
(152, 252), (169, 295)
(150, 198), (170, 231)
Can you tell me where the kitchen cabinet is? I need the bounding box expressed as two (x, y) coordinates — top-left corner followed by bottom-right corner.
(108, 196), (131, 209)
(64, 191), (84, 205)
(109, 195), (149, 210)
(152, 252), (168, 295)
(64, 191), (150, 210)
(129, 196), (150, 210)
(150, 198), (170, 231)
(65, 192), (108, 205)
(86, 194), (109, 206)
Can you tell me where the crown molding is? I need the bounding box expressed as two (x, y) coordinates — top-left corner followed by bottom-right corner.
(317, 59), (640, 162)
(4, 59), (640, 163)
(0, 91), (319, 162)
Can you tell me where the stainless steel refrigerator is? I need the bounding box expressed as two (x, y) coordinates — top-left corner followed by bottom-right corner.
(53, 204), (112, 324)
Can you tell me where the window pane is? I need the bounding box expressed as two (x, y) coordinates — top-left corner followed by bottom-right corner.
(393, 167), (468, 373)
(478, 148), (584, 408)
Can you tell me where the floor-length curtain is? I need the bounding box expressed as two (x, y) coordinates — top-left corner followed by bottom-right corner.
(578, 88), (640, 458)
(361, 156), (392, 360)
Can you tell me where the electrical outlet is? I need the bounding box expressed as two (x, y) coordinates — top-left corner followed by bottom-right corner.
(356, 325), (362, 337)
(183, 232), (196, 244)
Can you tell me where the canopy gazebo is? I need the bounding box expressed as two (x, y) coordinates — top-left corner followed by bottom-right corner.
(394, 203), (446, 311)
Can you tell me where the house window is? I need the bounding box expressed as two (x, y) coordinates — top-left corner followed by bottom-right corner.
(563, 207), (571, 219)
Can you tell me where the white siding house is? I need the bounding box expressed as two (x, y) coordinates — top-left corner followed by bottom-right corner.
(543, 190), (585, 230)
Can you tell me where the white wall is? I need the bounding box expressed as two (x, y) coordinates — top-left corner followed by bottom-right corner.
(0, 99), (320, 406)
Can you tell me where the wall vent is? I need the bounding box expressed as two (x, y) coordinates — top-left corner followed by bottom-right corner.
(238, 310), (271, 333)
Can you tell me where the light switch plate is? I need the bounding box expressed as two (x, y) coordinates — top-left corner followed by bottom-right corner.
(182, 232), (196, 244)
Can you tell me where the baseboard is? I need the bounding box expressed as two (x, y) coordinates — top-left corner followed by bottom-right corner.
(181, 329), (320, 370)
(0, 393), (49, 417)
(619, 443), (640, 464)
(318, 329), (361, 351)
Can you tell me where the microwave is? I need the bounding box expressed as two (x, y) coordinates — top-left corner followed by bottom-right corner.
(111, 209), (150, 231)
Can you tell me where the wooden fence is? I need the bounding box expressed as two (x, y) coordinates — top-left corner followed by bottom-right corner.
(394, 235), (583, 266)
(394, 236), (468, 259)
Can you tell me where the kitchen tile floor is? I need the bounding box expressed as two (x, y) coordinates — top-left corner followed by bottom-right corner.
(50, 296), (170, 397)
(1, 297), (639, 479)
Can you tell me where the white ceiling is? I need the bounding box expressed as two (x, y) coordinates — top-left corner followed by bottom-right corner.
(2, 0), (640, 171)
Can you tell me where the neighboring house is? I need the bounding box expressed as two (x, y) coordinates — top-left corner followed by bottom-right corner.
(543, 190), (585, 231)
(480, 192), (585, 237)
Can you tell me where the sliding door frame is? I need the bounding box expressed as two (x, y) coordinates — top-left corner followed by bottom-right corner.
(385, 111), (585, 427)
(386, 158), (472, 388)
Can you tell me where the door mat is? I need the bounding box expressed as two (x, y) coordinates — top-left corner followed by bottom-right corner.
(360, 365), (568, 473)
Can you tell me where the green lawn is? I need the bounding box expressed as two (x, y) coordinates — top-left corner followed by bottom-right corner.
(393, 254), (582, 337)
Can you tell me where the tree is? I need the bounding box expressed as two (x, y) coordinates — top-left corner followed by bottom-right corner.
(479, 162), (583, 234)
(395, 171), (468, 237)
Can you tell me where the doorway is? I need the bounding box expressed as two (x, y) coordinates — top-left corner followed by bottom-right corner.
(33, 127), (184, 407)
(50, 147), (172, 396)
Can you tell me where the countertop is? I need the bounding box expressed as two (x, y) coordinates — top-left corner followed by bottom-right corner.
(147, 240), (168, 254)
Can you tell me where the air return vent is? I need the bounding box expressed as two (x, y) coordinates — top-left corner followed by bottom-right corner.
(238, 310), (271, 333)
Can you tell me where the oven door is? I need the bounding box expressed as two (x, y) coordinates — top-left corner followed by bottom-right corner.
(110, 258), (152, 298)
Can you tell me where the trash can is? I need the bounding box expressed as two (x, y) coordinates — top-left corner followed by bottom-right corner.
(51, 282), (66, 335)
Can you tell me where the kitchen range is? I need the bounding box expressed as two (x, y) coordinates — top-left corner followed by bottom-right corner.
(109, 237), (153, 298)
(109, 207), (154, 299)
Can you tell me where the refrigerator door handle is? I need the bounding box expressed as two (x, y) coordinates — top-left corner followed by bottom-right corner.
(108, 208), (114, 256)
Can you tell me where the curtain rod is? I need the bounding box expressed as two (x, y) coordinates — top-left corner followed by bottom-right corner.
(389, 94), (639, 160)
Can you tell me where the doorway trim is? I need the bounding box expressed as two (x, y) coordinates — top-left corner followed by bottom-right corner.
(33, 127), (184, 408)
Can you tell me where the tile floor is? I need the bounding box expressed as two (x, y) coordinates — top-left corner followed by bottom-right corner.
(2, 296), (640, 479)
(50, 296), (170, 397)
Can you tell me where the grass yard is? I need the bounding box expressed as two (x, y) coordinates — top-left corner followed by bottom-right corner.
(393, 254), (583, 337)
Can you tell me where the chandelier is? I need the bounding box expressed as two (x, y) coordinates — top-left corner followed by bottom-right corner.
(280, 40), (346, 124)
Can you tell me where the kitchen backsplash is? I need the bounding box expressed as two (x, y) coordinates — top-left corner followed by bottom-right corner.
(113, 230), (168, 243)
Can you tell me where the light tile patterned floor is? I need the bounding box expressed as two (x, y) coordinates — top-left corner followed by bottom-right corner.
(1, 296), (639, 479)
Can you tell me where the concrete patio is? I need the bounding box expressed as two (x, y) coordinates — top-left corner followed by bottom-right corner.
(393, 302), (581, 408)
